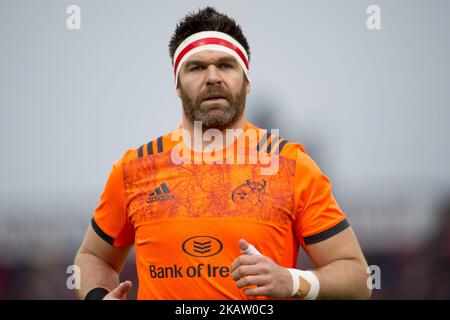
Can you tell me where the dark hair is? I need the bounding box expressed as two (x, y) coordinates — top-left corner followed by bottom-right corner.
(169, 6), (250, 64)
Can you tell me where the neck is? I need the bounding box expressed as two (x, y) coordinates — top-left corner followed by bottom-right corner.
(181, 114), (247, 151)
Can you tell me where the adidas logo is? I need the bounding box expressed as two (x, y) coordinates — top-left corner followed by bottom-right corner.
(146, 182), (175, 203)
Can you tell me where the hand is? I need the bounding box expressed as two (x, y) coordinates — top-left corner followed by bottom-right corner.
(102, 281), (132, 300)
(231, 239), (292, 298)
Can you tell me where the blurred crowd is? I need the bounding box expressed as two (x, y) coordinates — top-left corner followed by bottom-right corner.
(0, 196), (448, 299)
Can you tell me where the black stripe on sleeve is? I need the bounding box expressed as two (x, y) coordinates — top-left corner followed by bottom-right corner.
(138, 145), (144, 158)
(257, 130), (271, 152)
(303, 219), (350, 245)
(91, 217), (115, 246)
(157, 136), (163, 153)
(265, 135), (280, 153)
(147, 140), (154, 156)
(275, 139), (289, 155)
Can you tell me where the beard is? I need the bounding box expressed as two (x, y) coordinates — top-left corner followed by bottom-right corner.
(179, 81), (247, 131)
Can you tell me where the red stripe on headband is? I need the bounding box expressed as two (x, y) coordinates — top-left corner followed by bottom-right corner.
(174, 37), (249, 77)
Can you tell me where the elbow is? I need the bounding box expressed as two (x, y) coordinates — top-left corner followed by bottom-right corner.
(351, 258), (373, 300)
(345, 274), (372, 300)
(358, 261), (372, 300)
(359, 283), (372, 300)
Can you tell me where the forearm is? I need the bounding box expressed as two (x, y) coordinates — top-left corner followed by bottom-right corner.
(74, 250), (120, 299)
(312, 258), (371, 300)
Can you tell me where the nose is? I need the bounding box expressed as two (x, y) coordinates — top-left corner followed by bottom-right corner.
(205, 65), (222, 85)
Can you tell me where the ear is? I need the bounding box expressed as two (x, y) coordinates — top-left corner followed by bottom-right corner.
(245, 80), (251, 95)
(176, 81), (183, 98)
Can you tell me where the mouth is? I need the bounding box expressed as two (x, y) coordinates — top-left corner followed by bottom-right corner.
(202, 94), (227, 102)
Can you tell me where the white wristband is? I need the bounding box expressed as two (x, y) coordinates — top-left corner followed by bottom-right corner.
(287, 268), (320, 300)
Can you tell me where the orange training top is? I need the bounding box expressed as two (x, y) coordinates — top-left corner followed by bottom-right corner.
(91, 122), (349, 299)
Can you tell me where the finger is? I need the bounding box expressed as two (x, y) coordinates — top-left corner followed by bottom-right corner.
(110, 281), (132, 299)
(118, 281), (132, 299)
(118, 281), (132, 294)
(236, 275), (269, 289)
(244, 285), (272, 297)
(231, 264), (265, 281)
(231, 254), (262, 272)
(239, 239), (262, 256)
(239, 239), (250, 252)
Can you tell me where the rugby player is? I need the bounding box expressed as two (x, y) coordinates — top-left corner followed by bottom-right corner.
(74, 7), (371, 300)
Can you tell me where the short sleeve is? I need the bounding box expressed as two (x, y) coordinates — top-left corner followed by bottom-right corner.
(293, 149), (349, 246)
(91, 158), (135, 247)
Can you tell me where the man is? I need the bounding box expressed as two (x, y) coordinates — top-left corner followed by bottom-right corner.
(74, 7), (371, 300)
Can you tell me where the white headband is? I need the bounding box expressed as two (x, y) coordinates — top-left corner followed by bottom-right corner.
(173, 31), (250, 85)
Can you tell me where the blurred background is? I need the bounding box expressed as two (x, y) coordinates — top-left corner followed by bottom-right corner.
(1, 0), (449, 299)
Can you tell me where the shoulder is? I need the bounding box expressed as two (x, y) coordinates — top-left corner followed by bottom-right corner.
(249, 123), (307, 160)
(114, 128), (179, 166)
(249, 124), (323, 177)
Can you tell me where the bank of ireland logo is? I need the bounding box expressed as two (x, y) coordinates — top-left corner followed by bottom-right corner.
(182, 236), (223, 258)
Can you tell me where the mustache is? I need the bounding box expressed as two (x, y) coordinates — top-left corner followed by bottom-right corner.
(198, 88), (231, 102)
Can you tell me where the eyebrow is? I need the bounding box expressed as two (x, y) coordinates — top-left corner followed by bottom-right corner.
(184, 56), (238, 70)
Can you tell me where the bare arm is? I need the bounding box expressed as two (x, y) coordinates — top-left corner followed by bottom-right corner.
(74, 224), (132, 299)
(302, 227), (371, 299)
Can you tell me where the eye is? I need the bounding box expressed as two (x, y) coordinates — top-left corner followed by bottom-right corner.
(219, 63), (233, 69)
(190, 65), (204, 72)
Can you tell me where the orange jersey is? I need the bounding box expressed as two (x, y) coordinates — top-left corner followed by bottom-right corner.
(91, 122), (349, 299)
